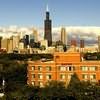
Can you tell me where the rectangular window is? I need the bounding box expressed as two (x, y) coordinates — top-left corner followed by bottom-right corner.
(32, 66), (35, 70)
(89, 66), (97, 71)
(60, 74), (66, 79)
(46, 66), (51, 71)
(59, 66), (66, 71)
(67, 66), (75, 71)
(32, 81), (35, 86)
(46, 74), (52, 79)
(81, 66), (88, 71)
(82, 74), (88, 79)
(67, 74), (73, 79)
(90, 74), (96, 79)
(38, 66), (42, 71)
(32, 74), (35, 78)
(38, 74), (43, 79)
(38, 82), (43, 87)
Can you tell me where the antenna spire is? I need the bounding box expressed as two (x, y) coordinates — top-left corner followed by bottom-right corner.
(46, 4), (49, 12)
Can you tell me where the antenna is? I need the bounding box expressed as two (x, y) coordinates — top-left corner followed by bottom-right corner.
(46, 4), (49, 12)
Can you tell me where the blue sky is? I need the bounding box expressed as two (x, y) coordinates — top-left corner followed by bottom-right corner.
(0, 0), (100, 27)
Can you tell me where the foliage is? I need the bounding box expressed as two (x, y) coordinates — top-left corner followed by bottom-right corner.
(40, 45), (46, 51)
(0, 53), (53, 61)
(0, 54), (100, 99)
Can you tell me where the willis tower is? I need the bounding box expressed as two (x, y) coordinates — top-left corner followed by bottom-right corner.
(44, 5), (52, 46)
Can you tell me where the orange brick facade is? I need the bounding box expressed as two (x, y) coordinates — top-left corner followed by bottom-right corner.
(27, 52), (100, 87)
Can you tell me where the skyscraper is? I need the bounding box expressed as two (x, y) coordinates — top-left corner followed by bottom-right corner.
(0, 37), (2, 49)
(98, 36), (100, 52)
(24, 35), (29, 48)
(80, 39), (85, 53)
(61, 27), (66, 45)
(44, 5), (52, 46)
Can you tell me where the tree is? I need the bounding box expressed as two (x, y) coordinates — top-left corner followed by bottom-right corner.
(40, 45), (46, 51)
(41, 81), (67, 100)
(67, 73), (82, 99)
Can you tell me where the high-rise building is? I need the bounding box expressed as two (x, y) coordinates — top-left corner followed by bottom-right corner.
(24, 35), (29, 48)
(80, 39), (85, 53)
(98, 36), (100, 52)
(33, 30), (38, 42)
(44, 5), (52, 46)
(61, 27), (66, 45)
(0, 37), (2, 49)
(1, 38), (8, 50)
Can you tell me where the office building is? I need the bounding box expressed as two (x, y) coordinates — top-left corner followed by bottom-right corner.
(24, 35), (29, 48)
(1, 38), (8, 51)
(33, 29), (38, 42)
(61, 27), (66, 45)
(44, 5), (52, 46)
(0, 37), (2, 49)
(40, 40), (48, 50)
(80, 39), (85, 52)
(98, 36), (100, 52)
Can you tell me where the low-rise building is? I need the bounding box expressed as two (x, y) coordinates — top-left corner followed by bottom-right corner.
(27, 52), (100, 87)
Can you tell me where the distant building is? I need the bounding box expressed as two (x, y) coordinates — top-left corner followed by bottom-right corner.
(1, 38), (8, 51)
(0, 37), (2, 49)
(40, 40), (48, 50)
(24, 35), (29, 48)
(44, 5), (52, 46)
(33, 29), (38, 42)
(98, 36), (100, 52)
(80, 39), (85, 52)
(61, 27), (66, 45)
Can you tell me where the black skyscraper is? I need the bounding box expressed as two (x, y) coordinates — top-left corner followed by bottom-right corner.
(44, 6), (52, 46)
(24, 35), (29, 48)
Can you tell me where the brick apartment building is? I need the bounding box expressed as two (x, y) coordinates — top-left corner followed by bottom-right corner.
(27, 52), (100, 87)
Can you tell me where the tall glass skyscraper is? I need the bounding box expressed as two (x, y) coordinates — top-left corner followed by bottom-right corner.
(44, 5), (52, 46)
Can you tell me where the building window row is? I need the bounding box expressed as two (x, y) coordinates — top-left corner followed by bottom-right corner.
(31, 81), (44, 87)
(31, 66), (98, 72)
(32, 74), (52, 80)
(59, 66), (75, 71)
(81, 66), (97, 71)
(31, 66), (52, 71)
(82, 74), (96, 80)
(60, 73), (73, 80)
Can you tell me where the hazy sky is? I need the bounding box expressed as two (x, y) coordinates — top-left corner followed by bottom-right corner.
(0, 0), (100, 27)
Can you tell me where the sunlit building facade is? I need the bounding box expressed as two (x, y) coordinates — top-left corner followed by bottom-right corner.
(27, 52), (100, 87)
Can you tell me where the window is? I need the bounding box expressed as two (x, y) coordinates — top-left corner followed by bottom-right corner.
(59, 66), (66, 71)
(68, 74), (73, 79)
(32, 81), (35, 86)
(38, 66), (42, 71)
(67, 66), (75, 71)
(32, 66), (35, 70)
(60, 74), (66, 79)
(90, 74), (96, 79)
(32, 74), (35, 78)
(81, 66), (88, 71)
(46, 74), (52, 79)
(38, 82), (43, 87)
(89, 66), (97, 71)
(46, 66), (51, 71)
(82, 74), (88, 80)
(38, 74), (43, 79)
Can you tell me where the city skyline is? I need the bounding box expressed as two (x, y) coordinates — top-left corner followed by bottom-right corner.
(0, 0), (100, 27)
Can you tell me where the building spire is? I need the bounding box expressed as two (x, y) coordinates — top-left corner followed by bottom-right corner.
(46, 4), (49, 12)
